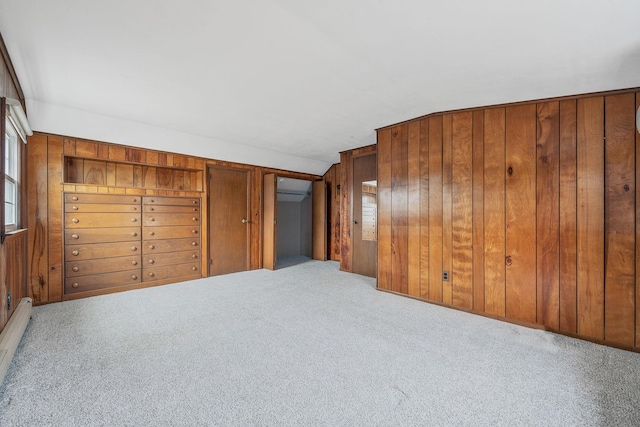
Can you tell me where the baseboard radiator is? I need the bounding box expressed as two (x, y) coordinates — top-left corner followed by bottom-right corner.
(0, 297), (32, 386)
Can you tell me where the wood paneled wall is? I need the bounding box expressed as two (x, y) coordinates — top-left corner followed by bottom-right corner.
(28, 132), (321, 304)
(323, 163), (341, 261)
(0, 32), (28, 333)
(377, 88), (640, 351)
(339, 145), (377, 272)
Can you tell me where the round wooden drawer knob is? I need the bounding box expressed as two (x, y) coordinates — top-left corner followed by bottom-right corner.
(72, 196), (78, 201)
(72, 266), (79, 272)
(193, 208), (198, 212)
(192, 200), (197, 204)
(132, 261), (138, 266)
(133, 207), (138, 211)
(149, 245), (155, 250)
(150, 207), (155, 211)
(131, 232), (138, 237)
(149, 232), (155, 236)
(150, 199), (155, 203)
(192, 217), (198, 221)
(131, 246), (138, 251)
(191, 242), (197, 246)
(72, 250), (79, 256)
(192, 229), (198, 234)
(72, 218), (79, 223)
(132, 198), (138, 203)
(192, 254), (197, 259)
(192, 267), (198, 271)
(148, 272), (155, 277)
(131, 218), (137, 222)
(71, 234), (79, 239)
(72, 206), (78, 210)
(149, 217), (155, 221)
(72, 283), (79, 289)
(131, 275), (138, 280)
(148, 259), (155, 264)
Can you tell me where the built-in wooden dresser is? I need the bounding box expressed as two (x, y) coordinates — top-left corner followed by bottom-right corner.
(142, 196), (201, 283)
(63, 193), (201, 297)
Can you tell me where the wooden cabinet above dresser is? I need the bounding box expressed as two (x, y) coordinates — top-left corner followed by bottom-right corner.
(63, 193), (202, 298)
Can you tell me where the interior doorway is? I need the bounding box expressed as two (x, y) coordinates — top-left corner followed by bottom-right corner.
(352, 154), (377, 277)
(263, 175), (326, 270)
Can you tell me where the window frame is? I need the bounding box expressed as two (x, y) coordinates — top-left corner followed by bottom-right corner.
(0, 97), (30, 242)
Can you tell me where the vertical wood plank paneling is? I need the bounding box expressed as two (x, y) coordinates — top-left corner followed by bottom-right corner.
(339, 151), (352, 272)
(377, 130), (392, 290)
(603, 93), (636, 346)
(577, 96), (605, 340)
(428, 116), (443, 302)
(391, 125), (409, 294)
(47, 136), (64, 302)
(559, 100), (578, 333)
(173, 170), (185, 190)
(84, 160), (107, 185)
(442, 114), (453, 305)
(63, 138), (76, 155)
(451, 112), (474, 309)
(97, 143), (109, 159)
(109, 146), (126, 162)
(27, 134), (49, 304)
(125, 148), (145, 163)
(146, 151), (159, 165)
(116, 164), (134, 187)
(505, 104), (537, 323)
(636, 92), (640, 348)
(407, 122), (421, 297)
(536, 101), (560, 328)
(472, 110), (485, 312)
(484, 108), (506, 316)
(76, 141), (98, 158)
(419, 119), (430, 299)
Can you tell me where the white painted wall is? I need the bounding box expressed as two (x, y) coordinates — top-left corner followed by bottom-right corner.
(277, 197), (312, 259)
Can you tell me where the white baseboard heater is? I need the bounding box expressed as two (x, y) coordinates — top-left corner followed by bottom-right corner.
(0, 297), (32, 386)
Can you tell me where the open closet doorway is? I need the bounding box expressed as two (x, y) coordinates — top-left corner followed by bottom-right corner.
(263, 175), (326, 270)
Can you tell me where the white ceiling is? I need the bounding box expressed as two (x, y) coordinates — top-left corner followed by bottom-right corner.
(1, 0), (639, 175)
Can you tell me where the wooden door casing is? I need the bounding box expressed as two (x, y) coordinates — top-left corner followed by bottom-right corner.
(312, 180), (327, 261)
(262, 173), (277, 270)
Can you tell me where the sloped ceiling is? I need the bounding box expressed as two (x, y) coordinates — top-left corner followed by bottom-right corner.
(1, 0), (639, 175)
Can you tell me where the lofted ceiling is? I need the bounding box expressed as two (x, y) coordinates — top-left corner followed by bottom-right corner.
(0, 0), (639, 175)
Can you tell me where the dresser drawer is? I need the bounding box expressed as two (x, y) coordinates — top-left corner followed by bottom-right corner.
(143, 251), (200, 268)
(65, 203), (140, 213)
(143, 196), (200, 206)
(65, 269), (141, 294)
(65, 212), (141, 228)
(143, 212), (200, 227)
(142, 238), (199, 254)
(65, 227), (141, 244)
(143, 205), (200, 214)
(65, 193), (141, 204)
(66, 241), (142, 260)
(143, 225), (199, 240)
(143, 262), (200, 282)
(66, 255), (141, 277)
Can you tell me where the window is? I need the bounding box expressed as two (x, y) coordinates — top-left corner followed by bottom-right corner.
(4, 117), (19, 231)
(1, 97), (31, 240)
